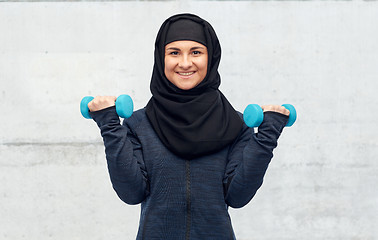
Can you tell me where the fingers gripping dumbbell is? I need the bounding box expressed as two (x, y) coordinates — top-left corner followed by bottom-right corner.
(243, 104), (296, 128)
(80, 94), (134, 119)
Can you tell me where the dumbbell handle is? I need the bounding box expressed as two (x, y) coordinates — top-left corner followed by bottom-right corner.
(243, 104), (296, 128)
(80, 94), (134, 119)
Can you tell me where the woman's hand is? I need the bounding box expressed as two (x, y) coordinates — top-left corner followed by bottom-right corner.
(88, 96), (117, 112)
(261, 105), (290, 116)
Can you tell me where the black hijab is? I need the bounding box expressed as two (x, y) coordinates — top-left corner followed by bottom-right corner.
(145, 13), (243, 159)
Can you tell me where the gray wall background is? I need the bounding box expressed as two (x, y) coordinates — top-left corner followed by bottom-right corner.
(1, 1), (377, 239)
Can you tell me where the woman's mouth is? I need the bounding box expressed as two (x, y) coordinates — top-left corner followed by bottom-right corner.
(177, 71), (195, 77)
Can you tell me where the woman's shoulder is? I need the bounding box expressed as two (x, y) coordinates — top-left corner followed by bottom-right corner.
(131, 108), (147, 120)
(122, 108), (148, 129)
(236, 111), (243, 119)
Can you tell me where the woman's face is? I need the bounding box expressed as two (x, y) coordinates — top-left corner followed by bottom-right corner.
(164, 40), (208, 90)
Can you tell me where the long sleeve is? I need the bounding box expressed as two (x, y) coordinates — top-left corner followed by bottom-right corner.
(90, 106), (149, 205)
(224, 112), (288, 208)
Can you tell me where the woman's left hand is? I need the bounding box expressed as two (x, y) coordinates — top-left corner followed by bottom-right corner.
(261, 105), (290, 116)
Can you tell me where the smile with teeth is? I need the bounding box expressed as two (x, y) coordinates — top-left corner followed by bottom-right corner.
(177, 71), (195, 76)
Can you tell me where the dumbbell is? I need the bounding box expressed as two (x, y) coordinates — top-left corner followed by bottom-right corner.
(243, 104), (296, 128)
(80, 94), (134, 119)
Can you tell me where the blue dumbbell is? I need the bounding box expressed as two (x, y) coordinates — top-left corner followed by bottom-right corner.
(80, 94), (134, 119)
(243, 104), (296, 128)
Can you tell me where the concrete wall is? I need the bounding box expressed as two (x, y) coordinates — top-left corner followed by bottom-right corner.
(1, 1), (377, 239)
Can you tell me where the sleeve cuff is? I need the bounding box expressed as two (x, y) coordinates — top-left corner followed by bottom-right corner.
(259, 111), (289, 134)
(89, 106), (120, 127)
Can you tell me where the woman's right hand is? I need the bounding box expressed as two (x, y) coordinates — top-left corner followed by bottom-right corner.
(87, 96), (117, 112)
(261, 105), (290, 116)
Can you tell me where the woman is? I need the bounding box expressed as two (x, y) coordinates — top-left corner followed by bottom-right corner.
(88, 13), (289, 240)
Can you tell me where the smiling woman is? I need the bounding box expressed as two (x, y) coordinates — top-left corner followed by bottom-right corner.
(87, 13), (290, 240)
(164, 40), (208, 90)
(145, 14), (243, 159)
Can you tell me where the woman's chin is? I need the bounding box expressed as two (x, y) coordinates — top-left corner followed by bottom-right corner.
(176, 83), (198, 90)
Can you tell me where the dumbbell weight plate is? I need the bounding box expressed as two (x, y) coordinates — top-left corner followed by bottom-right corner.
(243, 104), (264, 128)
(115, 94), (134, 119)
(80, 96), (94, 119)
(282, 104), (297, 127)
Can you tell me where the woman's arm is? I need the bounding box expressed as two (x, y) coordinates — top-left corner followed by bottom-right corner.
(90, 106), (149, 205)
(224, 111), (288, 208)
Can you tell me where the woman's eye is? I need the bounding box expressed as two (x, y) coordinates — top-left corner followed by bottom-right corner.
(169, 51), (179, 55)
(192, 51), (201, 55)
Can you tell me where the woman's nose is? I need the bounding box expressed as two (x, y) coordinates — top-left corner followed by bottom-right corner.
(178, 55), (192, 69)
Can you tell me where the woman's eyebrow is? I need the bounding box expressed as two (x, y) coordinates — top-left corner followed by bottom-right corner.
(191, 46), (206, 50)
(166, 47), (181, 51)
(166, 46), (206, 51)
